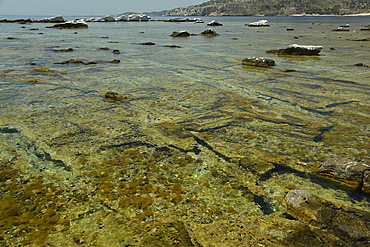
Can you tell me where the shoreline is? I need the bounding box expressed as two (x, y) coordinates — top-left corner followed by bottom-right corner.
(1, 12), (370, 22)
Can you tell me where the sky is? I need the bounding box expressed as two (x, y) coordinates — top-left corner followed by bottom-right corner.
(0, 0), (206, 16)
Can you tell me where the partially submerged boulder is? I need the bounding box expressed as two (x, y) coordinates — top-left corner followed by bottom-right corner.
(275, 44), (323, 55)
(170, 30), (190, 37)
(266, 44), (323, 56)
(200, 28), (219, 36)
(242, 57), (275, 67)
(47, 20), (88, 29)
(332, 27), (350, 32)
(247, 19), (270, 27)
(139, 42), (155, 45)
(207, 20), (223, 26)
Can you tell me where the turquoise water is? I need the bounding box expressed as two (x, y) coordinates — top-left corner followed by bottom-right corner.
(0, 16), (370, 245)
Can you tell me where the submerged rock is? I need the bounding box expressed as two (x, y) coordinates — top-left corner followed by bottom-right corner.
(285, 190), (370, 245)
(105, 91), (128, 102)
(275, 44), (323, 55)
(285, 190), (312, 208)
(242, 57), (275, 67)
(319, 158), (370, 192)
(54, 59), (85, 64)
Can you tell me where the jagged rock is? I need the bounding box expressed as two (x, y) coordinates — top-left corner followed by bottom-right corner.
(242, 57), (275, 67)
(200, 28), (219, 36)
(47, 20), (88, 29)
(319, 158), (370, 192)
(276, 44), (323, 55)
(207, 20), (223, 26)
(170, 31), (190, 37)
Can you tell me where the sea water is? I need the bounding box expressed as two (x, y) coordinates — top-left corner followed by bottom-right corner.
(0, 15), (369, 245)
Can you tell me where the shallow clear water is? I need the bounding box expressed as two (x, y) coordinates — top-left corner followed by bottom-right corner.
(0, 16), (370, 245)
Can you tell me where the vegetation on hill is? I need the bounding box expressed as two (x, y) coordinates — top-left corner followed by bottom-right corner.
(166, 0), (370, 16)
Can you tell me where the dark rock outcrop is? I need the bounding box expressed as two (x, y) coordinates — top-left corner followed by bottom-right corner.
(47, 20), (88, 29)
(242, 57), (275, 67)
(272, 44), (323, 55)
(139, 42), (156, 45)
(332, 27), (350, 31)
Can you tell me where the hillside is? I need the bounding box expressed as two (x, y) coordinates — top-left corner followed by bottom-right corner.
(166, 0), (370, 16)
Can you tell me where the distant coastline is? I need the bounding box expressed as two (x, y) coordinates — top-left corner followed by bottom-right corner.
(1, 12), (370, 22)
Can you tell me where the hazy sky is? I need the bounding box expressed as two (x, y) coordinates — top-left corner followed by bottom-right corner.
(0, 0), (205, 16)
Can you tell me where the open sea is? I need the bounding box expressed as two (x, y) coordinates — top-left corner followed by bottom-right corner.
(0, 15), (370, 246)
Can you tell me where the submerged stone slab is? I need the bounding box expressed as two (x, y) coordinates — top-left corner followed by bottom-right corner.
(285, 190), (370, 245)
